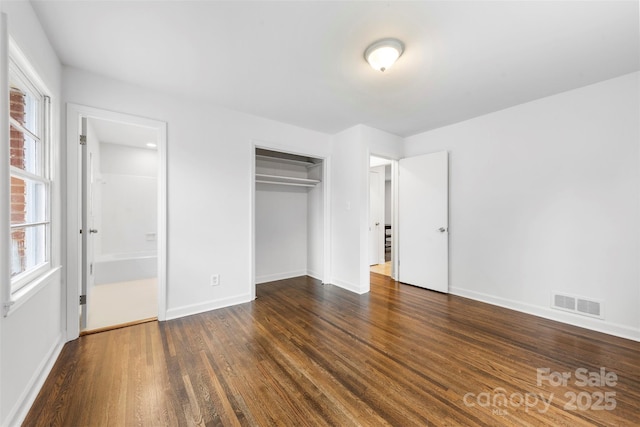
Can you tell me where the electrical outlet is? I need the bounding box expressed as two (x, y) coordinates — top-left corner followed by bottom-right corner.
(210, 274), (220, 286)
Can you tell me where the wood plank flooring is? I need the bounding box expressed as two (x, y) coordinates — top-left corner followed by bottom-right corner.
(24, 274), (640, 426)
(370, 261), (392, 276)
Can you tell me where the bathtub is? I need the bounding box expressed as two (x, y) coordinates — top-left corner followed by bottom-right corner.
(94, 251), (157, 285)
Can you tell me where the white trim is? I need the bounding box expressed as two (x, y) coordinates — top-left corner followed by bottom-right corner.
(7, 43), (54, 301)
(8, 117), (40, 143)
(255, 270), (308, 285)
(450, 286), (640, 342)
(1, 13), (10, 321)
(306, 269), (323, 281)
(250, 142), (256, 299)
(157, 120), (167, 321)
(361, 148), (372, 294)
(322, 156), (331, 284)
(332, 277), (369, 295)
(9, 165), (51, 183)
(65, 104), (168, 341)
(165, 293), (253, 321)
(7, 37), (51, 98)
(5, 266), (60, 316)
(390, 159), (399, 281)
(2, 334), (64, 427)
(0, 16), (8, 417)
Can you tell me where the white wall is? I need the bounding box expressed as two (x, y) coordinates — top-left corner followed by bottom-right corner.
(255, 185), (308, 283)
(99, 143), (158, 256)
(330, 126), (366, 292)
(100, 142), (158, 176)
(330, 125), (403, 293)
(62, 67), (332, 320)
(0, 2), (63, 426)
(404, 72), (640, 340)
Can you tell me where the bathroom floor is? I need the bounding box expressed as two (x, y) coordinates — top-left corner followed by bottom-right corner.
(86, 278), (158, 331)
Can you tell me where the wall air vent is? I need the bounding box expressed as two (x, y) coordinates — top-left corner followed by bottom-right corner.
(552, 293), (603, 319)
(577, 299), (601, 317)
(553, 294), (576, 311)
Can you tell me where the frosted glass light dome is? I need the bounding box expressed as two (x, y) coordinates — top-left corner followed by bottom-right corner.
(364, 39), (404, 72)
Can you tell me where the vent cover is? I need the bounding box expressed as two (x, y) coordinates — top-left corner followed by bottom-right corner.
(577, 299), (601, 317)
(552, 293), (603, 319)
(554, 294), (576, 311)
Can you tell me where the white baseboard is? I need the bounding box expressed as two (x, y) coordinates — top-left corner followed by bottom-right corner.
(450, 286), (640, 342)
(255, 270), (307, 284)
(4, 334), (65, 427)
(332, 277), (369, 295)
(306, 269), (323, 282)
(165, 293), (253, 321)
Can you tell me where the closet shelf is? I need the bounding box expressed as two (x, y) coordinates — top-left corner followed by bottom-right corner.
(256, 154), (319, 168)
(255, 173), (320, 187)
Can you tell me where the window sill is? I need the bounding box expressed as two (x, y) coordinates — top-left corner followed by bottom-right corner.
(4, 265), (62, 317)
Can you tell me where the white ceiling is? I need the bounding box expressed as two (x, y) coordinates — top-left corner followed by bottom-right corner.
(32, 1), (639, 137)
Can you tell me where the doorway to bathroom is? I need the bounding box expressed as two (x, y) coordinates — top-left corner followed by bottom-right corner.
(66, 104), (167, 337)
(83, 117), (160, 331)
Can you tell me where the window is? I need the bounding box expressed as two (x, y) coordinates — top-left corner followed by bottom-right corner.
(8, 57), (51, 293)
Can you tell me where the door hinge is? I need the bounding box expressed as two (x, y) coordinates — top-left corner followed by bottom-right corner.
(3, 300), (15, 317)
(79, 295), (87, 305)
(90, 263), (93, 275)
(79, 135), (87, 145)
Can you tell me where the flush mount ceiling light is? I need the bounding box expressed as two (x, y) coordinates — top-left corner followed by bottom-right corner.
(364, 38), (404, 72)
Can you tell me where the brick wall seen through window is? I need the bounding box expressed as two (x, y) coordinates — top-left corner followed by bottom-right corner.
(10, 87), (26, 275)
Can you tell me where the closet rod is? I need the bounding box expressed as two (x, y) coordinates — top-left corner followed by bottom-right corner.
(255, 173), (320, 184)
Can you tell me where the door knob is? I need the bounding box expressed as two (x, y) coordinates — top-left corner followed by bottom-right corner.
(89, 229), (98, 234)
(438, 227), (447, 233)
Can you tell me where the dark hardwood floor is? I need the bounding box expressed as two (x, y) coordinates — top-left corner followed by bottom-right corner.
(24, 274), (640, 426)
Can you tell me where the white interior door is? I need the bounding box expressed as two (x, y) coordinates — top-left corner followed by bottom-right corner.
(398, 151), (449, 292)
(369, 166), (385, 265)
(80, 117), (89, 330)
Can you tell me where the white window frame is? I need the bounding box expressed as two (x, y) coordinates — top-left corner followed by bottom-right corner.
(7, 48), (52, 295)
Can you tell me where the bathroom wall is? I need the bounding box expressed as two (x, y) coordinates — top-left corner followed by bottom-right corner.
(99, 142), (158, 256)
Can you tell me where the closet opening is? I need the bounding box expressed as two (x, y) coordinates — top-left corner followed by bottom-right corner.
(253, 147), (326, 294)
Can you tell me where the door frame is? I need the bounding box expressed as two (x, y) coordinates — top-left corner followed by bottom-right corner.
(65, 104), (168, 341)
(250, 140), (331, 299)
(368, 154), (399, 280)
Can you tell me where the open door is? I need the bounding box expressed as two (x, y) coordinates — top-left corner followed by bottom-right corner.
(398, 151), (449, 292)
(80, 117), (89, 330)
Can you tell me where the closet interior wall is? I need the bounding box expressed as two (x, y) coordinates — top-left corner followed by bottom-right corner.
(255, 149), (324, 284)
